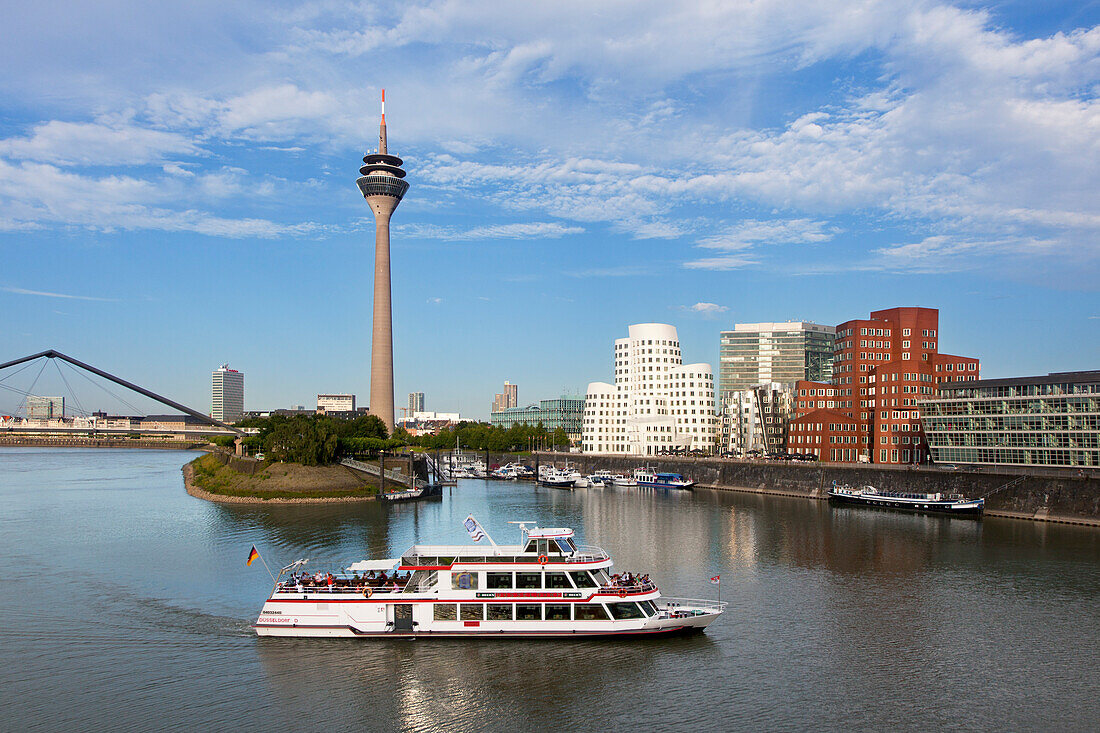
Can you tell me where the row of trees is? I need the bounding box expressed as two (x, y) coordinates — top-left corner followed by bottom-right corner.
(232, 413), (399, 466)
(406, 421), (570, 453)
(219, 414), (570, 465)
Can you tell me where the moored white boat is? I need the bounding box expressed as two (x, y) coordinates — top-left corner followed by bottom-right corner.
(611, 474), (637, 487)
(633, 467), (695, 490)
(253, 520), (726, 638)
(537, 465), (576, 488)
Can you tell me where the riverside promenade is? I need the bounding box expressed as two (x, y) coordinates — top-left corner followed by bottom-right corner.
(541, 452), (1100, 527)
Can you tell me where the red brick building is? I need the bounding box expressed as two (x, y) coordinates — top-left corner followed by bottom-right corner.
(786, 307), (979, 464)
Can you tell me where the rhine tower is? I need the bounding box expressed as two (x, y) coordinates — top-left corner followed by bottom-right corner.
(357, 89), (409, 433)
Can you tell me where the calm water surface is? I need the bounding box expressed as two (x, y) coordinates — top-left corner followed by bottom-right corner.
(1, 448), (1098, 732)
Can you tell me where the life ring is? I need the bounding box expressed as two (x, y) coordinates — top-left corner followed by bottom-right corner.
(618, 589), (627, 598)
(538, 555), (549, 565)
(363, 587), (373, 598)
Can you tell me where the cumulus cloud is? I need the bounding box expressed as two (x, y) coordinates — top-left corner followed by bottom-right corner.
(677, 302), (729, 316)
(0, 120), (202, 166)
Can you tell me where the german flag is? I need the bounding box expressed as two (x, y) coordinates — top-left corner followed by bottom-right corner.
(247, 545), (259, 567)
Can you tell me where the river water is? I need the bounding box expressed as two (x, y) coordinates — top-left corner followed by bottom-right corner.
(1, 448), (1098, 732)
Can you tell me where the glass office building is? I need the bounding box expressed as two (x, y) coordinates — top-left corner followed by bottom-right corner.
(491, 397), (585, 441)
(920, 371), (1100, 468)
(719, 322), (834, 403)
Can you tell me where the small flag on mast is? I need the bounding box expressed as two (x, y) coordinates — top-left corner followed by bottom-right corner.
(247, 545), (259, 566)
(710, 575), (721, 584)
(464, 515), (486, 542)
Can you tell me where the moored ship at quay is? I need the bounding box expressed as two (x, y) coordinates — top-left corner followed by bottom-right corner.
(253, 518), (725, 638)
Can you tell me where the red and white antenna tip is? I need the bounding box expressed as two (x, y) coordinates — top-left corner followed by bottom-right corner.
(381, 88), (386, 120)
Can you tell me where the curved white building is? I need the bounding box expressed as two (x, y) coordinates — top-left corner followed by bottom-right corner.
(583, 324), (717, 455)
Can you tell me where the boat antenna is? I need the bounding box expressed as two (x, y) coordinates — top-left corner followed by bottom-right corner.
(507, 521), (536, 545)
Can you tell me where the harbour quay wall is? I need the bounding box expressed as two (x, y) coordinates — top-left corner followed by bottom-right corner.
(538, 453), (1100, 522)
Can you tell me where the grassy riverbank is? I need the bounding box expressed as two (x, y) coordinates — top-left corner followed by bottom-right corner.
(184, 454), (381, 502)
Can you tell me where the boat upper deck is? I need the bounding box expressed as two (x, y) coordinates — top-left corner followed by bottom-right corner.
(400, 543), (610, 567)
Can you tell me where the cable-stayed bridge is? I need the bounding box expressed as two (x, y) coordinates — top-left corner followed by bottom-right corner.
(0, 350), (244, 438)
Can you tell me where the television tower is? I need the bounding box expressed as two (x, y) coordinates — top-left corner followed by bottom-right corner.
(357, 89), (409, 433)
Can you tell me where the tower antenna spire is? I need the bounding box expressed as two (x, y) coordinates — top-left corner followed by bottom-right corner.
(379, 88), (388, 154)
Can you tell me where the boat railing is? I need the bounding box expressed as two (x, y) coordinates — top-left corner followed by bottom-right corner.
(566, 545), (610, 563)
(657, 597), (728, 614)
(274, 582), (407, 595)
(599, 580), (657, 594)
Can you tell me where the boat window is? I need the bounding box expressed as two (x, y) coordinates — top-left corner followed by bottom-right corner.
(516, 604), (542, 620)
(608, 602), (646, 620)
(451, 571), (478, 590)
(544, 604), (571, 621)
(515, 572), (541, 589)
(544, 572), (571, 589)
(417, 557), (437, 566)
(555, 539), (574, 555)
(433, 604), (457, 621)
(574, 604), (611, 621)
(591, 569), (610, 585)
(639, 600), (658, 616)
(487, 604), (513, 621)
(524, 540), (537, 553)
(568, 571), (597, 588)
(437, 557), (454, 566)
(485, 572), (513, 589)
(459, 604), (484, 621)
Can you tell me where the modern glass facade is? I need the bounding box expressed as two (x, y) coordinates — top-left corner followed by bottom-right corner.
(491, 397), (585, 439)
(719, 322), (834, 402)
(920, 371), (1100, 468)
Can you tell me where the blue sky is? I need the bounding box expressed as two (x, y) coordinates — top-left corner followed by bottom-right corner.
(1, 0), (1098, 420)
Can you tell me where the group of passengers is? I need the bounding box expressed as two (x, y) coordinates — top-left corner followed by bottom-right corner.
(607, 572), (650, 588)
(282, 570), (411, 593)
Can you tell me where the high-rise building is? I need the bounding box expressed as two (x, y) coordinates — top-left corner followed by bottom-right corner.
(357, 89), (410, 434)
(408, 392), (424, 415)
(492, 382), (518, 413)
(317, 394), (356, 413)
(582, 323), (717, 455)
(719, 322), (835, 401)
(787, 307), (980, 464)
(212, 364), (244, 423)
(921, 371), (1099, 469)
(26, 396), (64, 420)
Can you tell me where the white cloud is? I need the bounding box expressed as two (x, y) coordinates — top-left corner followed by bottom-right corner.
(399, 221), (582, 240)
(1, 286), (118, 302)
(0, 159), (323, 238)
(0, 120), (202, 166)
(676, 302), (729, 316)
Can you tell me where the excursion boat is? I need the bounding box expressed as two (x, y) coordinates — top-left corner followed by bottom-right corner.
(253, 520), (726, 638)
(633, 467), (695, 490)
(828, 483), (984, 517)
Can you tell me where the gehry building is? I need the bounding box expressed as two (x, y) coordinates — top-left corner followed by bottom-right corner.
(582, 323), (717, 455)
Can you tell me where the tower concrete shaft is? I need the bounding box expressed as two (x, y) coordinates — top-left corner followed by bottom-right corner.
(356, 90), (409, 434)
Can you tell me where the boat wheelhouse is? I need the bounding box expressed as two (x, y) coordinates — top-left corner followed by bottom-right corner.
(633, 467), (695, 490)
(253, 520), (725, 638)
(828, 483), (984, 517)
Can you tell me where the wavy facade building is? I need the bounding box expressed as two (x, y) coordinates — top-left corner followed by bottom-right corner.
(582, 323), (717, 455)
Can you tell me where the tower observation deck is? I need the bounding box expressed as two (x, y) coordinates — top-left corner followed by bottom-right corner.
(356, 89), (408, 433)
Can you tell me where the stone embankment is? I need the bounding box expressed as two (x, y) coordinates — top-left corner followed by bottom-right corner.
(540, 453), (1100, 526)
